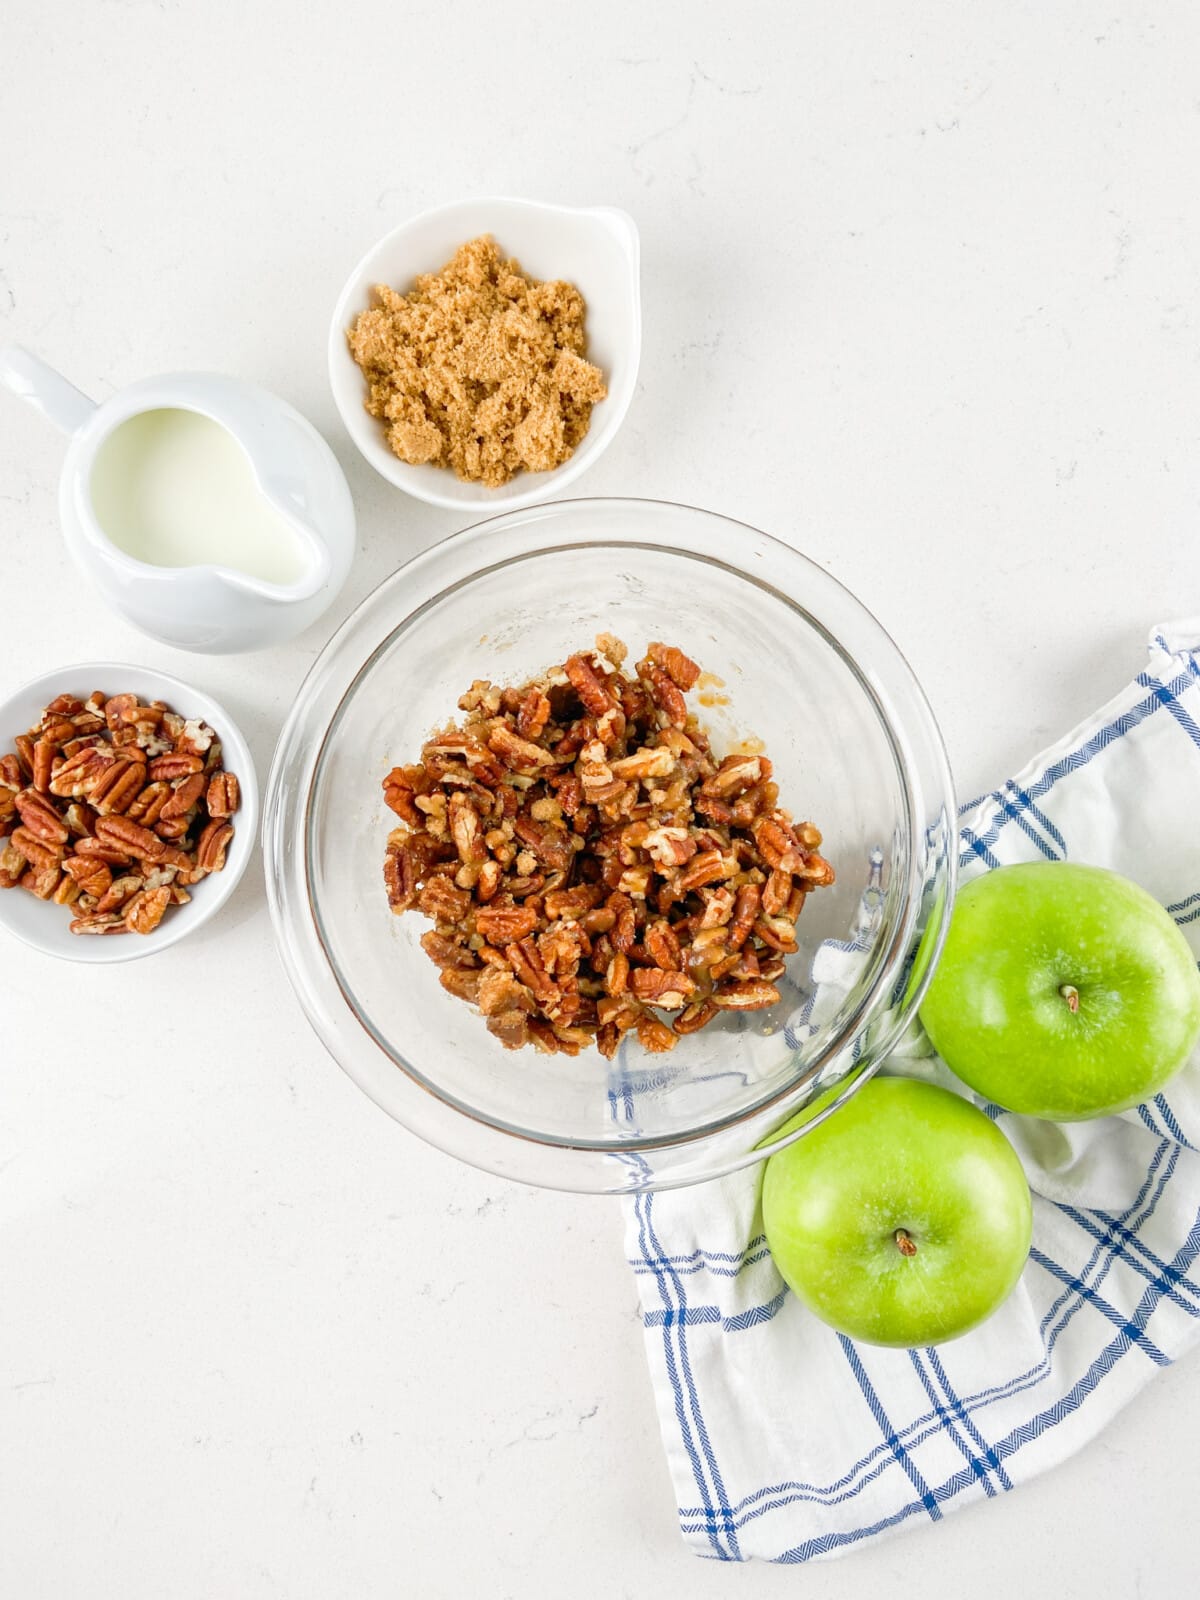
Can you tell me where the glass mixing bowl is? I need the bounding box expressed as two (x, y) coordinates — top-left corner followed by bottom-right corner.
(263, 498), (956, 1192)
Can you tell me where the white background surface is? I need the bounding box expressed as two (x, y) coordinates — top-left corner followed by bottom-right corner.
(2, 3), (1198, 1594)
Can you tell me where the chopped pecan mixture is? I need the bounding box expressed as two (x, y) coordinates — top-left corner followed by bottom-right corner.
(0, 691), (240, 935)
(382, 638), (834, 1057)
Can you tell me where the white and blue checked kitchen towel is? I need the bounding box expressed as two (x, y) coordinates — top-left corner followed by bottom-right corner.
(625, 620), (1200, 1564)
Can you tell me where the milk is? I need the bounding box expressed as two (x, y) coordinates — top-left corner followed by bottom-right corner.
(90, 407), (310, 584)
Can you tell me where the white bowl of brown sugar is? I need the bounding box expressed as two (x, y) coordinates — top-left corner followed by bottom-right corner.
(328, 197), (641, 512)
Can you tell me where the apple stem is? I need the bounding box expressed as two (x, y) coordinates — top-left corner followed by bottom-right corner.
(894, 1228), (918, 1258)
(1059, 983), (1080, 1014)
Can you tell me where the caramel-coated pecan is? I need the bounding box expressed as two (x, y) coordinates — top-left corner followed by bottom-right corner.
(712, 979), (782, 1010)
(418, 876), (471, 925)
(641, 663), (688, 728)
(646, 642), (701, 691)
(475, 904), (540, 945)
(516, 689), (551, 743)
(488, 723), (560, 772)
(635, 1013), (679, 1053)
(673, 998), (720, 1036)
(565, 653), (617, 717)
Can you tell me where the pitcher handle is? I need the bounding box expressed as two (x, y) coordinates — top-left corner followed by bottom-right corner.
(0, 345), (97, 436)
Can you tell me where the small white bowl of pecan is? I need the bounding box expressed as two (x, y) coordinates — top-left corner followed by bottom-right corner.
(0, 664), (257, 963)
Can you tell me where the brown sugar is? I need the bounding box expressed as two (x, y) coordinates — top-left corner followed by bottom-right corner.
(347, 235), (608, 487)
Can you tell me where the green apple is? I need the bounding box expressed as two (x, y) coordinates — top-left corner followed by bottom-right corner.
(920, 862), (1200, 1120)
(762, 1077), (1032, 1347)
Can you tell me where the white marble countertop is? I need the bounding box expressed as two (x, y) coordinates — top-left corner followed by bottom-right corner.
(3, 4), (1198, 1594)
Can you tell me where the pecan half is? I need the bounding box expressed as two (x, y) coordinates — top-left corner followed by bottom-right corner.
(712, 979), (782, 1010)
(440, 966), (482, 1003)
(13, 734), (35, 778)
(205, 771), (240, 819)
(382, 765), (425, 825)
(32, 739), (55, 793)
(447, 793), (486, 864)
(75, 837), (134, 867)
(641, 663), (688, 728)
(700, 753), (763, 802)
(506, 938), (559, 1007)
(69, 913), (127, 936)
(646, 642), (701, 692)
(88, 759), (146, 817)
(94, 815), (166, 862)
(565, 653), (617, 717)
(644, 919), (683, 971)
(125, 781), (171, 826)
(21, 863), (61, 900)
(124, 885), (171, 935)
(63, 855), (113, 899)
(475, 904), (539, 944)
(727, 883), (761, 951)
(543, 884), (603, 921)
(635, 1013), (679, 1053)
(95, 875), (145, 915)
(488, 722), (560, 772)
(158, 771), (207, 822)
(148, 752), (204, 782)
(754, 914), (799, 954)
(10, 827), (63, 872)
(418, 876), (471, 924)
(14, 789), (69, 845)
(194, 819), (234, 875)
(516, 689), (551, 742)
(761, 868), (793, 917)
(630, 967), (695, 1008)
(604, 949), (630, 997)
(673, 998), (720, 1035)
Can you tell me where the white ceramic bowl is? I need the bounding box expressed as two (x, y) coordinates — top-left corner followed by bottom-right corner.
(328, 197), (641, 511)
(0, 663), (259, 963)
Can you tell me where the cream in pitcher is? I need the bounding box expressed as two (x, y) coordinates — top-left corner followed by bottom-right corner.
(90, 408), (311, 585)
(0, 346), (355, 653)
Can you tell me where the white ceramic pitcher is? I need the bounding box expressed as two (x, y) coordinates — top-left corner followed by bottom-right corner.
(0, 346), (356, 653)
